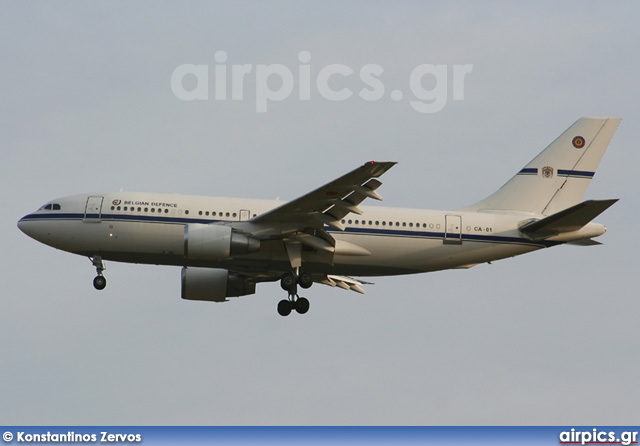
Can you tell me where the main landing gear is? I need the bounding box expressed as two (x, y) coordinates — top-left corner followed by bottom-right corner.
(90, 256), (107, 290)
(277, 270), (313, 316)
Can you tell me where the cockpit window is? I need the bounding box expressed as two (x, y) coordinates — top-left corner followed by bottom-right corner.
(39, 203), (61, 211)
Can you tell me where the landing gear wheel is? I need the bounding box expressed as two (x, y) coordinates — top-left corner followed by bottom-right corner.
(93, 275), (107, 290)
(278, 268), (312, 316)
(295, 297), (310, 314)
(90, 256), (107, 290)
(298, 272), (313, 289)
(280, 273), (297, 292)
(277, 299), (293, 317)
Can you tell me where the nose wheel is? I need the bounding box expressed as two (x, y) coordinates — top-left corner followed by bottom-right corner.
(90, 256), (107, 290)
(93, 275), (107, 290)
(278, 270), (313, 316)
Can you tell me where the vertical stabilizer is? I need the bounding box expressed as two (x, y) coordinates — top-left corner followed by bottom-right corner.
(462, 117), (620, 215)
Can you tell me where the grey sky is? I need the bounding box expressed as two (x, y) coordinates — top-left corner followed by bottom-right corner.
(1, 1), (639, 424)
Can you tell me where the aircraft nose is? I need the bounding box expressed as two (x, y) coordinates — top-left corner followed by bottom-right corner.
(18, 216), (26, 231)
(17, 214), (40, 240)
(18, 213), (65, 249)
(17, 215), (30, 236)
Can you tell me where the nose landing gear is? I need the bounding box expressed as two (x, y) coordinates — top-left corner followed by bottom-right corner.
(277, 270), (313, 316)
(90, 256), (107, 290)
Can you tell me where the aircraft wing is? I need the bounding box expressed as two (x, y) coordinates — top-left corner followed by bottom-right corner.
(318, 275), (373, 294)
(249, 161), (396, 235)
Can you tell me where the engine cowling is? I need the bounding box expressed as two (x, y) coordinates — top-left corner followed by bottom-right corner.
(181, 267), (256, 302)
(184, 224), (260, 260)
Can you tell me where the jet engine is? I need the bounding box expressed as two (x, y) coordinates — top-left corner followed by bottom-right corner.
(181, 267), (256, 302)
(184, 224), (260, 260)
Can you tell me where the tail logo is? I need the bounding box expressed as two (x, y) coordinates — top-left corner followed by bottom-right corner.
(542, 166), (554, 179)
(572, 136), (585, 149)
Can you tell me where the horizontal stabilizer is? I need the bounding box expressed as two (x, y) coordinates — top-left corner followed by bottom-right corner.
(519, 199), (618, 239)
(567, 239), (603, 246)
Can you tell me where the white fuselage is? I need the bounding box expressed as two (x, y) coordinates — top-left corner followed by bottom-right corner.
(18, 191), (603, 278)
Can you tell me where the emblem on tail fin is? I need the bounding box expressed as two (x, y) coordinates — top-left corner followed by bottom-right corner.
(572, 136), (585, 148)
(542, 166), (554, 179)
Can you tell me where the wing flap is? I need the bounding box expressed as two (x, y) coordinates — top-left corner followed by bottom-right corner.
(319, 275), (371, 294)
(313, 213), (345, 231)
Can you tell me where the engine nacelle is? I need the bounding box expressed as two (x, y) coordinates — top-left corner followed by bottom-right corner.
(184, 224), (260, 260)
(181, 267), (256, 302)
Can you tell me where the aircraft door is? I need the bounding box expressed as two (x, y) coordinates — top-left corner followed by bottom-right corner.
(239, 209), (251, 221)
(444, 215), (462, 244)
(84, 196), (104, 222)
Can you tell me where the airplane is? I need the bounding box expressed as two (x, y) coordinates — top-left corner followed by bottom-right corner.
(18, 117), (620, 316)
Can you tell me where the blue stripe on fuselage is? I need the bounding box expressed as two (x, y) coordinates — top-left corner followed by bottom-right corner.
(19, 212), (560, 248)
